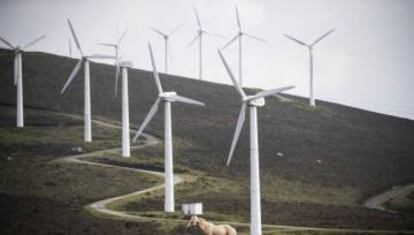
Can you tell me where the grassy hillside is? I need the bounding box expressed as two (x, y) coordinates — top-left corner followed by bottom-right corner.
(1, 48), (414, 231)
(0, 106), (165, 234)
(1, 48), (413, 193)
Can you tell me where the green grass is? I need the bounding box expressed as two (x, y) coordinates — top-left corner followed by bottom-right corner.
(0, 106), (164, 234)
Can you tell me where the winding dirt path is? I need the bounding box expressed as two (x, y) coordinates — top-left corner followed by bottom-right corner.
(363, 184), (414, 214)
(50, 111), (413, 234)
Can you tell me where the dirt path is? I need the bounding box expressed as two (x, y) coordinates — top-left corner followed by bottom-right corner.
(363, 184), (414, 213)
(49, 111), (413, 234)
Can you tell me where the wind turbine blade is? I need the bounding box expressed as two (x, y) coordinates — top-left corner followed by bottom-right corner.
(87, 54), (116, 59)
(194, 7), (202, 29)
(149, 26), (167, 37)
(148, 42), (163, 93)
(244, 33), (266, 43)
(217, 50), (246, 98)
(133, 98), (161, 142)
(69, 38), (73, 57)
(174, 95), (205, 106)
(227, 103), (246, 166)
(235, 6), (241, 30)
(168, 23), (183, 36)
(222, 34), (239, 50)
(97, 43), (117, 47)
(67, 19), (84, 56)
(203, 30), (224, 38)
(118, 47), (125, 60)
(118, 28), (128, 44)
(186, 34), (199, 48)
(274, 94), (293, 102)
(61, 59), (83, 94)
(311, 28), (336, 46)
(23, 35), (46, 49)
(284, 34), (307, 46)
(0, 37), (14, 49)
(246, 85), (295, 101)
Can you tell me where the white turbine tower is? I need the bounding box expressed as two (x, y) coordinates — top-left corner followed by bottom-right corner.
(149, 24), (183, 74)
(100, 32), (131, 157)
(119, 60), (133, 157)
(61, 19), (114, 142)
(133, 43), (205, 212)
(222, 6), (266, 87)
(0, 35), (46, 128)
(284, 28), (335, 107)
(218, 50), (294, 235)
(187, 7), (223, 80)
(98, 29), (128, 97)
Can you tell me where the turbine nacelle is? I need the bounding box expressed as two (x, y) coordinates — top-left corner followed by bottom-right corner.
(160, 91), (178, 101)
(246, 97), (265, 107)
(14, 47), (22, 54)
(119, 60), (133, 68)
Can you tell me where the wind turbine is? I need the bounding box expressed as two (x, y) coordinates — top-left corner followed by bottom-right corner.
(133, 43), (205, 212)
(187, 7), (223, 80)
(149, 24), (183, 74)
(284, 28), (335, 107)
(218, 50), (294, 235)
(98, 28), (128, 97)
(0, 34), (46, 128)
(61, 19), (114, 142)
(222, 6), (266, 87)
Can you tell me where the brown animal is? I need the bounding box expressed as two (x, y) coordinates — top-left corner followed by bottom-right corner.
(186, 215), (237, 235)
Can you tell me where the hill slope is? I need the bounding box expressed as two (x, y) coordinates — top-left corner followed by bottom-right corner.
(1, 48), (414, 229)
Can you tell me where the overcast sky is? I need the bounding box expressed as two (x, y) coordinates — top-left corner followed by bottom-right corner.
(1, 0), (413, 119)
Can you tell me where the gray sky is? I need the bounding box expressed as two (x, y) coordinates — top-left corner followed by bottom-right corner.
(1, 0), (413, 119)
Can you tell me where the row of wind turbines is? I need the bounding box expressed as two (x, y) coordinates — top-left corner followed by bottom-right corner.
(1, 6), (336, 235)
(148, 6), (334, 105)
(66, 6), (334, 104)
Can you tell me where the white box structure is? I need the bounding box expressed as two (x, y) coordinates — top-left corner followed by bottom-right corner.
(182, 202), (203, 216)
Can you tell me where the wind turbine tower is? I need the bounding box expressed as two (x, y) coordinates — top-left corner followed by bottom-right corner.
(218, 50), (294, 235)
(133, 43), (205, 212)
(120, 61), (133, 157)
(284, 28), (335, 107)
